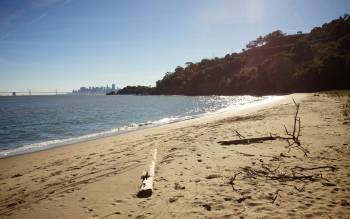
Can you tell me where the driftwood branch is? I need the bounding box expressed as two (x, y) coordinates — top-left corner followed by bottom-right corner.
(137, 149), (157, 198)
(218, 136), (276, 145)
(238, 161), (337, 183)
(218, 99), (310, 156)
(282, 99), (310, 156)
(226, 158), (337, 204)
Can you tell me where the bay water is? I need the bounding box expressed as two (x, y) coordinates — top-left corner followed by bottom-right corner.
(0, 95), (277, 157)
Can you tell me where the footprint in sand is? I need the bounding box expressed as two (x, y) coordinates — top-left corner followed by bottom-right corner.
(114, 199), (124, 203)
(11, 173), (22, 178)
(50, 170), (62, 176)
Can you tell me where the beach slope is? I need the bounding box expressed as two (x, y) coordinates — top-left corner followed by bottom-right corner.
(0, 92), (349, 218)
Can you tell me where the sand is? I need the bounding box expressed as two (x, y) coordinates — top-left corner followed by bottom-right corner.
(0, 92), (349, 219)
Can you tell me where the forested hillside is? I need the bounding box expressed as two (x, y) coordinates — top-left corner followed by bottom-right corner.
(152, 15), (350, 95)
(116, 15), (350, 96)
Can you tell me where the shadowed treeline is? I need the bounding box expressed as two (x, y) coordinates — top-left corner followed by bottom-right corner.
(117, 15), (350, 96)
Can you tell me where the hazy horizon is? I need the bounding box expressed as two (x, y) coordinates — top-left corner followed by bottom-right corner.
(1, 0), (350, 92)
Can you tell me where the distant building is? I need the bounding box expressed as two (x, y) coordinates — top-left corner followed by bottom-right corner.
(112, 84), (116, 91)
(12, 92), (16, 96)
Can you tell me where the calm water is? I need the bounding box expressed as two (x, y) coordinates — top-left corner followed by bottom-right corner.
(0, 95), (274, 157)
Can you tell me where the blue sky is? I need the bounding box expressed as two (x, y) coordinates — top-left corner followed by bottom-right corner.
(0, 0), (350, 92)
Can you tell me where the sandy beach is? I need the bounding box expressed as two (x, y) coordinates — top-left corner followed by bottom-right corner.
(0, 92), (349, 219)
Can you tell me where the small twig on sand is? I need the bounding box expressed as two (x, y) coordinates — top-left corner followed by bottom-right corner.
(229, 172), (242, 191)
(239, 163), (335, 183)
(233, 130), (246, 139)
(294, 184), (306, 192)
(291, 165), (336, 172)
(272, 189), (281, 204)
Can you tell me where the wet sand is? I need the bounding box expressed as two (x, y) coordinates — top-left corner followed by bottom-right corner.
(0, 92), (349, 218)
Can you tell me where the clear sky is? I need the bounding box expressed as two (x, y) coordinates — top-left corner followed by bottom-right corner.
(0, 0), (349, 92)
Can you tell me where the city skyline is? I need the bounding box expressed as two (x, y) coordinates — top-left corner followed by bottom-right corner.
(72, 83), (118, 94)
(0, 83), (118, 96)
(1, 0), (350, 92)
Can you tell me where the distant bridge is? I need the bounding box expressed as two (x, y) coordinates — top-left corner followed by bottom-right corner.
(0, 90), (71, 96)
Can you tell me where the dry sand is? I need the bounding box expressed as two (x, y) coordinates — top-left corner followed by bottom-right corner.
(0, 92), (349, 219)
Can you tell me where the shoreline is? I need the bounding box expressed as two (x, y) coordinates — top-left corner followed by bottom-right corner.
(0, 95), (284, 159)
(1, 92), (349, 218)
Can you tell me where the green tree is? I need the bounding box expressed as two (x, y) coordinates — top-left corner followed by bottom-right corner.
(263, 30), (285, 45)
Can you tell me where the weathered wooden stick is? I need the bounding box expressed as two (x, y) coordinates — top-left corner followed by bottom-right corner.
(218, 136), (276, 145)
(137, 149), (157, 198)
